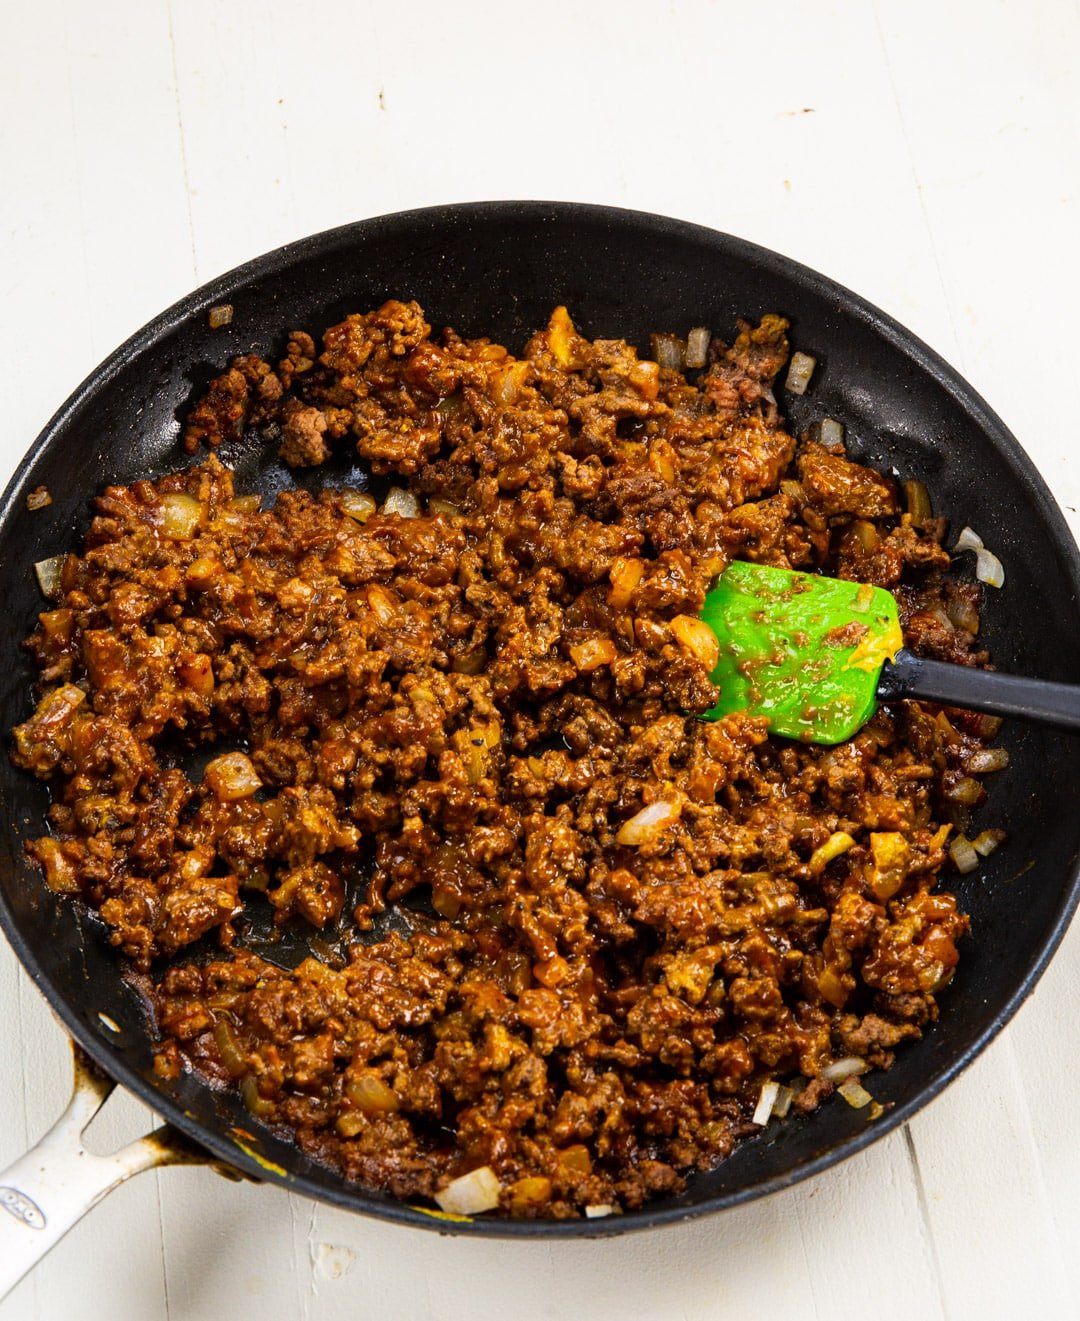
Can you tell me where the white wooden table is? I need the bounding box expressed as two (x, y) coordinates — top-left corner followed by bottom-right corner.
(3, 2), (1080, 1317)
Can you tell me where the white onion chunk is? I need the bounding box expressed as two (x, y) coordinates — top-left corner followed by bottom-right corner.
(34, 555), (64, 599)
(616, 798), (681, 846)
(435, 1165), (501, 1216)
(752, 1080), (780, 1126)
(784, 351), (816, 395)
(382, 487), (420, 519)
(821, 1057), (868, 1083)
(684, 327), (710, 369)
(949, 834), (979, 874)
(975, 547), (1005, 588)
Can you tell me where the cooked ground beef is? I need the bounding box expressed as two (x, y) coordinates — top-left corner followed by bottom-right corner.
(11, 301), (1000, 1219)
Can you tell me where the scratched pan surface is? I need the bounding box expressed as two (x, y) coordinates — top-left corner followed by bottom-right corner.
(2, 201), (1079, 1236)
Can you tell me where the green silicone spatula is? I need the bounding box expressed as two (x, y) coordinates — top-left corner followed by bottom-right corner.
(701, 560), (1080, 743)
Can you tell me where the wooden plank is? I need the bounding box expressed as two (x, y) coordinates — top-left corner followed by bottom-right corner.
(872, 1), (1080, 1312)
(1002, 938), (1080, 1302)
(274, 1128), (940, 1321)
(872, 0), (1080, 521)
(168, 0), (297, 282)
(906, 1031), (1074, 1316)
(0, 0), (194, 1316)
(151, 1174), (311, 1321)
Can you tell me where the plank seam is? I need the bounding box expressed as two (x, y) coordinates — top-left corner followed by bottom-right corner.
(904, 1124), (951, 1321)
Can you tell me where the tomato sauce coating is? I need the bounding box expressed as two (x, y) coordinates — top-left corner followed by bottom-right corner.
(12, 302), (997, 1217)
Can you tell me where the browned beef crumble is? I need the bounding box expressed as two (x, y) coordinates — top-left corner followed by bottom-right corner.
(11, 301), (1001, 1219)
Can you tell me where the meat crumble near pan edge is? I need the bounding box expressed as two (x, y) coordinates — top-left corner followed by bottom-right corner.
(11, 300), (1006, 1219)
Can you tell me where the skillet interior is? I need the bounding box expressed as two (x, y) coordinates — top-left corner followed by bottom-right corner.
(2, 201), (1079, 1237)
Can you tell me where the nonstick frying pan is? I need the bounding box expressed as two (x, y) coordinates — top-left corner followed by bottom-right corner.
(2, 201), (1080, 1293)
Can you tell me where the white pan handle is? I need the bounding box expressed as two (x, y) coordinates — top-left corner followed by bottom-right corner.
(0, 1044), (207, 1303)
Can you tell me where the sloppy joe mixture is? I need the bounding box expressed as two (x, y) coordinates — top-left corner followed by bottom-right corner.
(11, 300), (1002, 1218)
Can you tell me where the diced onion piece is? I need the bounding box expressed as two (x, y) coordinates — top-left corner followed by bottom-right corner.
(949, 834), (980, 874)
(34, 554), (64, 600)
(34, 836), (79, 894)
(569, 637), (617, 672)
(585, 1204), (616, 1219)
(557, 1144), (593, 1174)
(669, 615), (720, 671)
(946, 595), (980, 634)
(214, 1019), (248, 1078)
(966, 747), (1009, 773)
(160, 492), (204, 538)
(366, 584), (398, 624)
(38, 609), (73, 649)
(178, 653), (214, 697)
(904, 479), (933, 527)
(972, 828), (1006, 857)
(381, 486), (420, 518)
(975, 547), (1005, 588)
(953, 526), (984, 553)
(773, 1085), (795, 1119)
(452, 718), (499, 785)
(240, 1073), (276, 1118)
(451, 647), (487, 675)
(204, 751), (262, 801)
(821, 1057), (869, 1083)
(630, 360), (661, 401)
(650, 333), (685, 372)
(335, 1111), (365, 1138)
(507, 1176), (553, 1214)
(752, 1079), (780, 1126)
(648, 439), (677, 482)
(617, 798), (681, 846)
(868, 831), (911, 901)
(784, 351), (816, 395)
(817, 964), (849, 1009)
(935, 711), (958, 738)
(428, 883), (463, 919)
(26, 485), (52, 511)
(609, 556), (645, 609)
(838, 1078), (874, 1109)
(186, 558), (222, 591)
(684, 326), (710, 369)
(435, 1166), (502, 1216)
(547, 306), (582, 369)
(492, 360), (530, 406)
(208, 303), (234, 329)
(807, 831), (855, 875)
(851, 520), (879, 552)
(345, 1072), (400, 1115)
(945, 776), (983, 805)
(428, 497), (462, 517)
(341, 490), (376, 523)
(819, 417), (845, 447)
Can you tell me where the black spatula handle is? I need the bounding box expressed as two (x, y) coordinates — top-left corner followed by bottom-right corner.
(879, 650), (1080, 734)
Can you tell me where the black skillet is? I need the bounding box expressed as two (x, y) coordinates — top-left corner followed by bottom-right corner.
(2, 202), (1079, 1290)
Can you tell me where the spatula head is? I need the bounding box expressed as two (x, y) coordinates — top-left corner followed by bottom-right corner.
(701, 561), (903, 744)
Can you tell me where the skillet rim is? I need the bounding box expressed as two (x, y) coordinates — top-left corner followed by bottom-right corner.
(2, 199), (1079, 1238)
